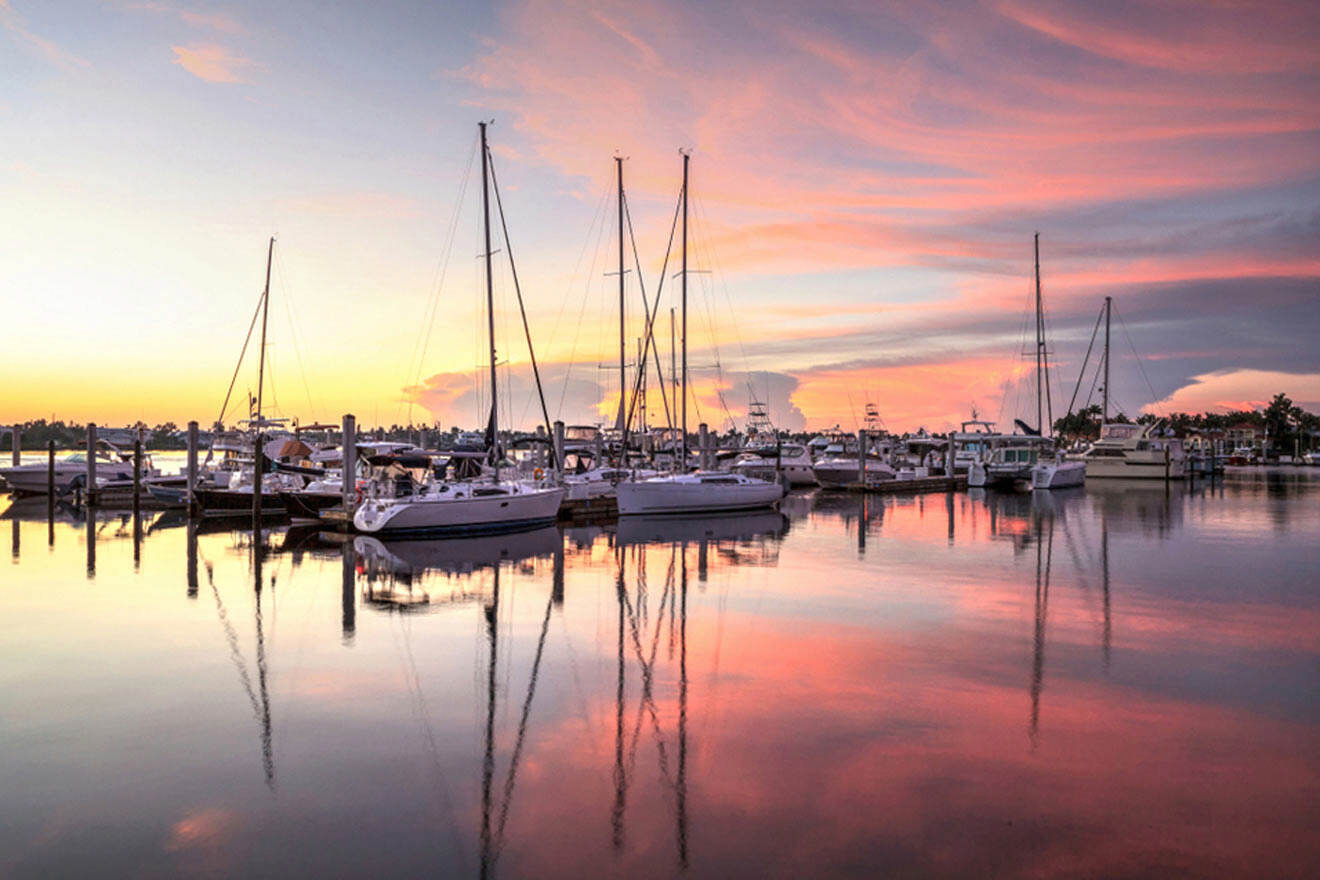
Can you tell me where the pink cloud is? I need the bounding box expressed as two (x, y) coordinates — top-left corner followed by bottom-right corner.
(171, 43), (257, 84)
(1144, 369), (1320, 415)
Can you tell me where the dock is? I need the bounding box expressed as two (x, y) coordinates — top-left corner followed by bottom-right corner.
(845, 475), (967, 494)
(559, 495), (618, 523)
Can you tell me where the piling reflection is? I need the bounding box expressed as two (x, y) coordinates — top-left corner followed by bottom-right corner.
(250, 532), (275, 788)
(85, 506), (95, 578)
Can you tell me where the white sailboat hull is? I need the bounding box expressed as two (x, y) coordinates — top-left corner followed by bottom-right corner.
(354, 483), (564, 536)
(616, 474), (784, 515)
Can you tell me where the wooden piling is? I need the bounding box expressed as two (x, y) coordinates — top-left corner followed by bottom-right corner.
(857, 430), (866, 486)
(341, 414), (356, 514)
(251, 430), (263, 528)
(186, 421), (199, 516)
(85, 423), (97, 507)
(553, 420), (565, 477)
(698, 423), (709, 470)
(47, 440), (55, 536)
(132, 437), (142, 519)
(341, 539), (356, 640)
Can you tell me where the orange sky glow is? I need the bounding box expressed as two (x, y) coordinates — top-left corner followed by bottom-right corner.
(1, 0), (1317, 431)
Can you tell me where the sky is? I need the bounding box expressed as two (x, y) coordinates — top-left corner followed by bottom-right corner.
(1, 0), (1317, 433)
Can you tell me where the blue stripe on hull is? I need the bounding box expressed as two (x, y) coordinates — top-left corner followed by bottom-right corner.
(363, 516), (559, 539)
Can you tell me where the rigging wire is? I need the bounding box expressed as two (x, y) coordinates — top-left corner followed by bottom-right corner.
(692, 192), (751, 430)
(622, 191), (674, 435)
(621, 184), (684, 439)
(1114, 302), (1161, 407)
(557, 186), (614, 419)
(486, 149), (555, 442)
(1064, 302), (1107, 418)
(402, 133), (479, 428)
(213, 290), (265, 439)
(273, 248), (319, 420)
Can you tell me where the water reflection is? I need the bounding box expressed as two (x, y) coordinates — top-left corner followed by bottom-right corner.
(2, 470), (1318, 878)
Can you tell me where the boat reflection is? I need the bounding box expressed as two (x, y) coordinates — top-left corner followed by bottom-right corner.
(353, 526), (562, 612)
(614, 510), (788, 546)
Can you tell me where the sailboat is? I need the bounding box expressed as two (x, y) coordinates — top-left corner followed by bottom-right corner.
(354, 122), (564, 536)
(616, 152), (784, 516)
(1081, 297), (1186, 479)
(562, 156), (659, 502)
(969, 233), (1083, 489)
(1027, 235), (1085, 489)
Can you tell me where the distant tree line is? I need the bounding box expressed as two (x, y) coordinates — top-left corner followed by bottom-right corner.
(1051, 392), (1320, 455)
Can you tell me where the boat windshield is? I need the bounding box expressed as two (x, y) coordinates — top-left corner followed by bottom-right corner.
(1102, 424), (1139, 440)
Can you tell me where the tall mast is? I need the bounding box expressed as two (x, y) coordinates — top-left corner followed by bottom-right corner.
(670, 307), (677, 442)
(1102, 296), (1112, 424)
(480, 121), (499, 480)
(680, 151), (689, 469)
(255, 237), (274, 428)
(1034, 232), (1044, 437)
(251, 236), (273, 527)
(637, 336), (646, 434)
(616, 156), (627, 458)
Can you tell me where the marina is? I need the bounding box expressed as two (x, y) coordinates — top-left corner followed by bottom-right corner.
(4, 1), (1319, 876)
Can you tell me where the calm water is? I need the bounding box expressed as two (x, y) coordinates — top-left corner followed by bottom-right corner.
(2, 470), (1318, 878)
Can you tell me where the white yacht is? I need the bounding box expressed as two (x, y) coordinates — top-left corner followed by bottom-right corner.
(729, 443), (816, 487)
(950, 415), (999, 474)
(969, 435), (1054, 489)
(1084, 422), (1186, 479)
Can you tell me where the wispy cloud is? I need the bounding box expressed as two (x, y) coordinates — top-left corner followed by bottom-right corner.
(171, 43), (257, 84)
(125, 1), (242, 34)
(1, 0), (90, 71)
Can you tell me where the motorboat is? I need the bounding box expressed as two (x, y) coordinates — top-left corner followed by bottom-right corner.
(1030, 451), (1086, 489)
(0, 440), (143, 496)
(969, 435), (1055, 489)
(1084, 422), (1186, 479)
(728, 443), (816, 487)
(562, 466), (659, 501)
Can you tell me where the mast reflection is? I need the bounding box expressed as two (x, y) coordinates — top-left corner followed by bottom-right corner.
(607, 538), (691, 871)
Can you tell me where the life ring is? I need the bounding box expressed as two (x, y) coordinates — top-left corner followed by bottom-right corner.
(533, 467), (544, 481)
